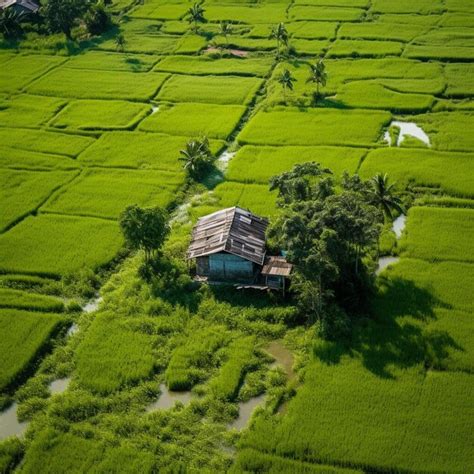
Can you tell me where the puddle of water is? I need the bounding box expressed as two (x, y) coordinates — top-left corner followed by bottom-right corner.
(151, 105), (159, 115)
(82, 296), (102, 314)
(392, 214), (406, 239)
(0, 403), (27, 441)
(266, 341), (295, 381)
(216, 149), (236, 172)
(49, 377), (71, 395)
(384, 121), (430, 147)
(67, 323), (78, 336)
(228, 394), (265, 431)
(147, 384), (192, 412)
(376, 256), (400, 275)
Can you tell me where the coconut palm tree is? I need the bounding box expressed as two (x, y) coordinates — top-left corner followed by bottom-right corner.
(115, 33), (126, 52)
(269, 22), (288, 57)
(179, 137), (213, 180)
(277, 68), (296, 101)
(219, 21), (232, 46)
(307, 59), (327, 98)
(370, 173), (405, 220)
(186, 2), (206, 33)
(0, 8), (25, 39)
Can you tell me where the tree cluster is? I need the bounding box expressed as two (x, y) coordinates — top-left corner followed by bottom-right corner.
(269, 163), (403, 340)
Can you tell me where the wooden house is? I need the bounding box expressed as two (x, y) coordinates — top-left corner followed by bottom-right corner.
(0, 0), (39, 13)
(187, 207), (292, 290)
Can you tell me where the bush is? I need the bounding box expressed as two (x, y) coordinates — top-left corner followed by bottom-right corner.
(84, 2), (111, 36)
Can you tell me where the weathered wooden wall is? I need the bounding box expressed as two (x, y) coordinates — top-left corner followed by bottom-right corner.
(208, 252), (255, 282)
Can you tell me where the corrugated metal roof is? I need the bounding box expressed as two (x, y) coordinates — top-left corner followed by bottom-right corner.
(187, 207), (268, 265)
(261, 256), (293, 277)
(0, 0), (39, 11)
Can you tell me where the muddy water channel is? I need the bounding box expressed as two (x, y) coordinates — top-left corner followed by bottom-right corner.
(376, 214), (406, 275)
(0, 403), (27, 441)
(49, 377), (71, 395)
(147, 384), (193, 412)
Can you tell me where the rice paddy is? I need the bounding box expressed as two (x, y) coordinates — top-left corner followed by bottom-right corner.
(1, 0), (473, 471)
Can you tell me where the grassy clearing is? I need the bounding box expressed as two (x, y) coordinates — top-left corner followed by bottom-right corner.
(0, 169), (76, 231)
(76, 312), (155, 394)
(157, 75), (263, 105)
(165, 326), (228, 391)
(226, 145), (365, 184)
(0, 288), (64, 312)
(66, 51), (160, 72)
(0, 128), (94, 157)
(28, 68), (170, 101)
(359, 148), (474, 198)
(138, 102), (246, 139)
(0, 147), (79, 171)
(400, 207), (474, 263)
(154, 55), (273, 77)
(0, 95), (66, 128)
(238, 107), (390, 147)
(78, 131), (224, 170)
(50, 100), (150, 131)
(43, 168), (184, 219)
(0, 309), (65, 391)
(0, 214), (123, 277)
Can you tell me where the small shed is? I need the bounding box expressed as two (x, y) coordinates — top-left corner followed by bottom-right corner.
(187, 207), (292, 289)
(0, 0), (39, 13)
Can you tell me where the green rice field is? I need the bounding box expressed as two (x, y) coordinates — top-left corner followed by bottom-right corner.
(0, 0), (473, 471)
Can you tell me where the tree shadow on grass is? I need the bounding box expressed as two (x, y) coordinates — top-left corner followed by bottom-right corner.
(314, 276), (462, 379)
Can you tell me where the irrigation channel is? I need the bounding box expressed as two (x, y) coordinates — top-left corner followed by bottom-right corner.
(376, 214), (406, 276)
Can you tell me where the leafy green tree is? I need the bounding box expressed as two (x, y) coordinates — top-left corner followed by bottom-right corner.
(179, 136), (214, 180)
(0, 8), (25, 39)
(269, 22), (288, 57)
(307, 59), (327, 98)
(84, 1), (111, 36)
(369, 173), (405, 220)
(269, 163), (382, 333)
(119, 205), (169, 262)
(219, 20), (232, 45)
(115, 33), (126, 52)
(41, 0), (86, 40)
(186, 2), (205, 33)
(277, 68), (296, 101)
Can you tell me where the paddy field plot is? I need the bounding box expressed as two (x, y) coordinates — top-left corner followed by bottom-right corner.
(43, 168), (185, 219)
(138, 102), (246, 139)
(0, 288), (64, 312)
(204, 4), (287, 23)
(288, 5), (364, 21)
(78, 131), (224, 170)
(0, 214), (123, 277)
(0, 169), (76, 231)
(66, 51), (160, 72)
(327, 40), (404, 58)
(0, 147), (79, 171)
(0, 309), (66, 391)
(50, 100), (150, 131)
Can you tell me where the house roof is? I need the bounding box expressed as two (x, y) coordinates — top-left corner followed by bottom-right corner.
(0, 0), (39, 12)
(187, 207), (269, 265)
(261, 256), (293, 277)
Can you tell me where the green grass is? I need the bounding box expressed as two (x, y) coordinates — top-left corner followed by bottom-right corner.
(0, 309), (65, 391)
(0, 288), (64, 312)
(77, 131), (224, 170)
(0, 147), (79, 171)
(43, 168), (184, 219)
(226, 145), (365, 184)
(287, 21), (338, 40)
(0, 128), (94, 157)
(27, 67), (170, 101)
(0, 214), (123, 277)
(445, 63), (474, 96)
(328, 40), (404, 58)
(400, 207), (474, 263)
(289, 5), (364, 21)
(66, 51), (160, 72)
(0, 95), (66, 128)
(359, 148), (474, 197)
(338, 22), (422, 42)
(0, 169), (76, 231)
(372, 0), (443, 14)
(238, 107), (391, 147)
(50, 100), (150, 131)
(291, 39), (329, 56)
(154, 55), (274, 77)
(75, 312), (155, 393)
(165, 326), (228, 391)
(404, 45), (474, 61)
(157, 75), (263, 105)
(138, 102), (246, 139)
(129, 2), (188, 20)
(204, 4), (287, 23)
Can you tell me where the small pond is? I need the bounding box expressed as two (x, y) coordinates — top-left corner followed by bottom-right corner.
(376, 256), (400, 275)
(384, 121), (430, 147)
(147, 384), (193, 412)
(0, 403), (27, 441)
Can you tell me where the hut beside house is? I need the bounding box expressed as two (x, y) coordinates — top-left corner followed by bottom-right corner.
(187, 207), (292, 291)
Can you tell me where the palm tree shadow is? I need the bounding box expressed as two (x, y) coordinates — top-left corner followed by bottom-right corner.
(314, 277), (462, 379)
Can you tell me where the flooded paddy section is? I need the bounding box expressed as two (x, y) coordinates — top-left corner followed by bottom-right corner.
(384, 121), (430, 147)
(49, 377), (71, 395)
(0, 403), (27, 441)
(82, 296), (102, 314)
(228, 394), (265, 431)
(266, 340), (296, 381)
(377, 214), (406, 275)
(147, 384), (193, 412)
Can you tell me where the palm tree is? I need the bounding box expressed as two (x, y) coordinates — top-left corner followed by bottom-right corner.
(219, 21), (232, 46)
(186, 2), (205, 33)
(0, 8), (25, 39)
(179, 137), (213, 180)
(115, 33), (126, 52)
(269, 22), (288, 57)
(277, 69), (296, 101)
(370, 173), (405, 221)
(307, 59), (327, 98)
